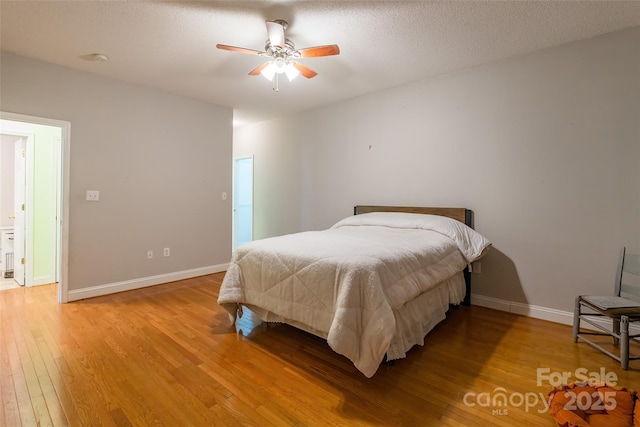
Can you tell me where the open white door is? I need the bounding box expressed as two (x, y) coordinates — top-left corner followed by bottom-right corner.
(2, 123), (62, 289)
(13, 138), (25, 286)
(1, 112), (69, 302)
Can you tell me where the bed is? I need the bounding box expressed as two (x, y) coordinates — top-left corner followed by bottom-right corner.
(217, 205), (491, 377)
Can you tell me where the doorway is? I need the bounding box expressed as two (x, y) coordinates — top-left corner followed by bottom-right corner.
(0, 112), (70, 303)
(233, 156), (253, 250)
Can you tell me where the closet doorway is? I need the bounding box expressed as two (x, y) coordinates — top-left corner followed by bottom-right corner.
(0, 112), (70, 303)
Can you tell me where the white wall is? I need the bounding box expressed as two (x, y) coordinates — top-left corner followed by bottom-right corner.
(235, 26), (640, 314)
(234, 120), (302, 239)
(1, 53), (233, 296)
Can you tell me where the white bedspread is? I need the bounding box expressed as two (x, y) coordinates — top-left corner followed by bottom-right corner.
(218, 212), (491, 377)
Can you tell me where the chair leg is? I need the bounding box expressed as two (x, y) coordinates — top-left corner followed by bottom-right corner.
(621, 316), (629, 370)
(613, 318), (621, 347)
(573, 297), (581, 342)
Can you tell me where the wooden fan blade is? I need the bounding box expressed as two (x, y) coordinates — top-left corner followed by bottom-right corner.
(216, 44), (265, 56)
(292, 62), (317, 79)
(248, 62), (270, 76)
(266, 21), (285, 48)
(298, 44), (340, 58)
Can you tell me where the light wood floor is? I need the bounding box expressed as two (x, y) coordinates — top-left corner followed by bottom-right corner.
(2, 273), (640, 426)
(0, 276), (20, 291)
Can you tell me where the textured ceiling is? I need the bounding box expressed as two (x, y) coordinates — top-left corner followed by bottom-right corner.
(1, 1), (640, 126)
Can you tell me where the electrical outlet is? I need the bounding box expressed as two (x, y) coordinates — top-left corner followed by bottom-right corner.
(86, 190), (100, 201)
(163, 247), (170, 257)
(147, 250), (153, 259)
(472, 261), (482, 274)
(221, 192), (227, 200)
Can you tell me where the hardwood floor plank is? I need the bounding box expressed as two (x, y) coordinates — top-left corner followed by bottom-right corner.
(5, 313), (38, 427)
(1, 374), (22, 427)
(109, 407), (134, 427)
(0, 376), (4, 425)
(3, 274), (640, 426)
(85, 310), (224, 426)
(63, 320), (183, 427)
(15, 310), (62, 427)
(37, 374), (69, 427)
(34, 336), (82, 426)
(55, 348), (117, 427)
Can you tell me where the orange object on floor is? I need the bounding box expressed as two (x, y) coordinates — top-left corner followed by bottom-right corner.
(548, 382), (639, 427)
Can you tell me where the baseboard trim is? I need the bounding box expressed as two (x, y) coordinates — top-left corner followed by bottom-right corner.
(66, 264), (229, 302)
(31, 275), (56, 287)
(471, 294), (574, 325)
(471, 294), (640, 334)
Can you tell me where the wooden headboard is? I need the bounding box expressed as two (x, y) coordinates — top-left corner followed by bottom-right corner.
(354, 205), (473, 229)
(353, 205), (474, 306)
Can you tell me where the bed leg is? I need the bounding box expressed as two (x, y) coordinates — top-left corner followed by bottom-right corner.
(463, 268), (471, 306)
(382, 355), (395, 367)
(236, 304), (244, 318)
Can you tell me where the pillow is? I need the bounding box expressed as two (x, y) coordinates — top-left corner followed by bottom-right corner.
(331, 211), (492, 262)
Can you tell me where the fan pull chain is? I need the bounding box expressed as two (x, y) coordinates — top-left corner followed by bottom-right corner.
(272, 73), (279, 92)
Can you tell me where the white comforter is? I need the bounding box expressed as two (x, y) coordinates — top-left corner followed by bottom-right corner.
(218, 212), (491, 377)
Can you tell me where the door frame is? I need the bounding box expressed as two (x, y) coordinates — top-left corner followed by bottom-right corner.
(9, 133), (32, 286)
(0, 111), (70, 303)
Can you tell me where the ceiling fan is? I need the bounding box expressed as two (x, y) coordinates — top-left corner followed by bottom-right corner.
(216, 20), (340, 91)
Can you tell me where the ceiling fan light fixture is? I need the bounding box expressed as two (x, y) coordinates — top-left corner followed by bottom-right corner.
(274, 57), (287, 73)
(285, 63), (299, 81)
(217, 19), (339, 89)
(260, 61), (276, 80)
(261, 59), (299, 82)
